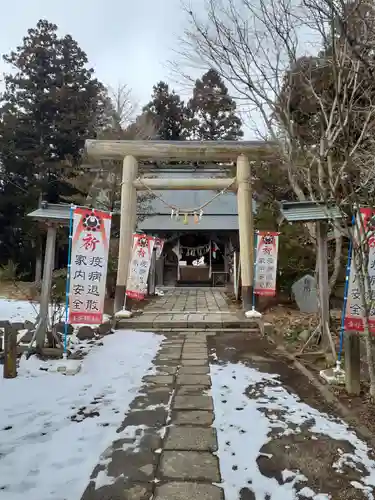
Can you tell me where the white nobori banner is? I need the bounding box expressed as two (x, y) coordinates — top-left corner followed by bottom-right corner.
(126, 234), (156, 300)
(69, 208), (111, 324)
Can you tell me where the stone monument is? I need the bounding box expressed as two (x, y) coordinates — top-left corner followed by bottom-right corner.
(292, 274), (318, 313)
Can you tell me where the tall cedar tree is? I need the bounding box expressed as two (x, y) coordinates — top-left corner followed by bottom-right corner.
(143, 82), (187, 140)
(0, 19), (107, 272)
(186, 69), (243, 140)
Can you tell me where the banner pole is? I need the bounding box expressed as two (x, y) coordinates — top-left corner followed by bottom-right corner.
(337, 216), (355, 369)
(245, 230), (262, 318)
(252, 231), (258, 310)
(63, 205), (75, 359)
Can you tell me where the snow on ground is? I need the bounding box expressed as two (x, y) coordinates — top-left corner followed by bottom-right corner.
(0, 298), (41, 323)
(0, 330), (162, 500)
(211, 362), (375, 500)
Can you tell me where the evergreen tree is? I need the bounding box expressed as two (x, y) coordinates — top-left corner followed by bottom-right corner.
(186, 69), (243, 140)
(0, 19), (107, 273)
(143, 82), (187, 140)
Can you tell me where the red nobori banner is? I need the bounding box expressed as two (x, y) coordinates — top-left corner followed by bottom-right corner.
(254, 231), (280, 297)
(69, 208), (112, 325)
(126, 234), (156, 300)
(344, 208), (375, 332)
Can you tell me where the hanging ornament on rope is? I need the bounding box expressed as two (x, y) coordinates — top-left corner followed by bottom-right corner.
(211, 241), (219, 259)
(170, 207), (204, 225)
(137, 176), (234, 226)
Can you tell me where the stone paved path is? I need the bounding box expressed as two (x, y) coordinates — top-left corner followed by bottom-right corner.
(81, 332), (223, 500)
(117, 288), (262, 331)
(80, 329), (375, 500)
(145, 288), (232, 313)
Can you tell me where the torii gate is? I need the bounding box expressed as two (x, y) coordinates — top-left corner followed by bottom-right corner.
(85, 140), (274, 316)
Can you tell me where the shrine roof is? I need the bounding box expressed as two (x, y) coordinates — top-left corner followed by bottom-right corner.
(27, 203), (71, 225)
(279, 201), (343, 222)
(139, 189), (240, 215)
(137, 214), (239, 232)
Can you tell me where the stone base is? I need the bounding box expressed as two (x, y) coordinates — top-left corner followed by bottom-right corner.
(245, 308), (262, 319)
(320, 367), (346, 385)
(114, 309), (133, 319)
(50, 359), (82, 376)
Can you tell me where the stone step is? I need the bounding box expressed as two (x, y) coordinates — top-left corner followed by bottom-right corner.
(115, 314), (262, 331)
(124, 328), (261, 334)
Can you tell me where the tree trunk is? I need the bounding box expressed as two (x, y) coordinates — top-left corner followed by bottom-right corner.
(364, 333), (375, 400)
(34, 193), (43, 283)
(329, 229), (343, 293)
(35, 234), (43, 283)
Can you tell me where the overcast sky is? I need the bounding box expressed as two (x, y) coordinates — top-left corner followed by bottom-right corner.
(0, 0), (199, 108)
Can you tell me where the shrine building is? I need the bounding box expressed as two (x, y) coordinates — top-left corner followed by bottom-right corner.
(137, 164), (254, 288)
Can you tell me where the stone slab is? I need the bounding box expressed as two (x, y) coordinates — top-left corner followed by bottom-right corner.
(204, 314), (224, 324)
(121, 408), (168, 429)
(144, 375), (174, 385)
(153, 317), (176, 328)
(131, 389), (171, 410)
(182, 348), (208, 356)
(154, 314), (174, 321)
(179, 366), (209, 375)
(172, 314), (190, 321)
(181, 359), (209, 366)
(176, 386), (209, 396)
(81, 481), (153, 500)
(159, 347), (183, 353)
(183, 348), (208, 352)
(188, 321), (222, 329)
(157, 351), (182, 360)
(184, 337), (208, 342)
(187, 314), (206, 321)
(154, 482), (224, 500)
(183, 342), (208, 345)
(176, 385), (211, 396)
(176, 374), (211, 386)
(165, 426), (217, 451)
(158, 348), (182, 355)
(153, 359), (179, 367)
(173, 395), (213, 411)
(182, 355), (208, 362)
(160, 451), (220, 481)
(182, 350), (208, 357)
(172, 410), (214, 426)
(155, 365), (178, 375)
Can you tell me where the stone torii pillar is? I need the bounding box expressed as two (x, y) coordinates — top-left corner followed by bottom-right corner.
(236, 154), (255, 314)
(114, 155), (138, 314)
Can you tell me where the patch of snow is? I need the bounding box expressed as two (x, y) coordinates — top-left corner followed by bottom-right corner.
(211, 351), (218, 361)
(0, 298), (40, 323)
(0, 298), (111, 329)
(282, 469), (299, 482)
(0, 330), (162, 500)
(298, 487), (316, 498)
(211, 362), (375, 500)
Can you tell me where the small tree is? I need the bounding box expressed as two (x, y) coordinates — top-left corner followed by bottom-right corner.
(177, 0), (375, 292)
(186, 68), (243, 140)
(99, 83), (137, 140)
(143, 81), (187, 140)
(177, 0), (375, 356)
